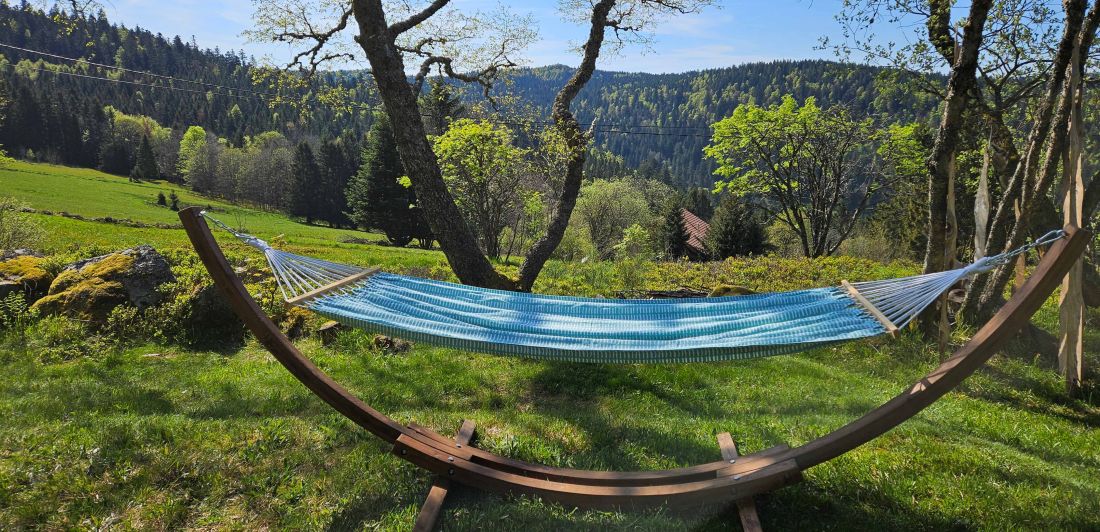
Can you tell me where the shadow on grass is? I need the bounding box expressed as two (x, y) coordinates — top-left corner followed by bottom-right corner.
(966, 364), (1100, 426)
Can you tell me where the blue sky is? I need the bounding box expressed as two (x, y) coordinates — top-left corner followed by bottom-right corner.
(104, 1), (915, 73)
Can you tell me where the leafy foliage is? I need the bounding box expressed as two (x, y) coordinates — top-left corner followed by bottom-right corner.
(0, 196), (43, 251)
(433, 119), (528, 258)
(574, 179), (654, 261)
(705, 95), (884, 257)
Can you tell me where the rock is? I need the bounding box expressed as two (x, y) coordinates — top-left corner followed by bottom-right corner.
(31, 245), (175, 322)
(317, 321), (345, 346)
(373, 334), (412, 354)
(0, 255), (54, 302)
(0, 249), (43, 261)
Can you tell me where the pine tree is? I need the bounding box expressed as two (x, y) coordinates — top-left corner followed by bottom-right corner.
(289, 142), (321, 224)
(130, 134), (159, 181)
(419, 79), (466, 136)
(659, 202), (689, 260)
(317, 139), (354, 228)
(683, 187), (714, 220)
(346, 113), (427, 246)
(706, 195), (769, 259)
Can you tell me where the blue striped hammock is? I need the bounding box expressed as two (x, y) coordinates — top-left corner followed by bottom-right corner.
(205, 214), (1061, 364)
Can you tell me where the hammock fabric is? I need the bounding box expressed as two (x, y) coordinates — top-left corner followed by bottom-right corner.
(204, 213), (1063, 364)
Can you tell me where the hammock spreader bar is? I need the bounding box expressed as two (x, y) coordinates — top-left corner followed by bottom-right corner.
(202, 212), (1064, 364)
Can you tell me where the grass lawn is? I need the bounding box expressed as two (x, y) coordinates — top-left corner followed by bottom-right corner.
(1, 161), (1098, 530)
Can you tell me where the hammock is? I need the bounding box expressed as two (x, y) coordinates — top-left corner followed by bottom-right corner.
(204, 213), (1063, 364)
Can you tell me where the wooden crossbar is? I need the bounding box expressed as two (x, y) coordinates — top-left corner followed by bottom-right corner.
(841, 280), (899, 337)
(413, 420), (477, 532)
(717, 433), (764, 532)
(284, 268), (379, 307)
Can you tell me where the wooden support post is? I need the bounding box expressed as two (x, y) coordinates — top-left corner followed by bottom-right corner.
(413, 420), (476, 532)
(717, 433), (763, 532)
(1059, 42), (1086, 396)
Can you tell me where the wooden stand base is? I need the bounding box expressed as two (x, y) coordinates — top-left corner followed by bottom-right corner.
(411, 425), (769, 531)
(717, 432), (764, 531)
(413, 420), (476, 532)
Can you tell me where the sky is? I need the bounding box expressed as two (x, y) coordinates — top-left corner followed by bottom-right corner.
(103, 0), (917, 74)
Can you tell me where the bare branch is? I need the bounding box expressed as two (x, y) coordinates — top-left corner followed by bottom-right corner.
(389, 0), (452, 36)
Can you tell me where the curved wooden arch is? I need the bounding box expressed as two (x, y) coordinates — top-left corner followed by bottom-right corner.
(179, 207), (1089, 510)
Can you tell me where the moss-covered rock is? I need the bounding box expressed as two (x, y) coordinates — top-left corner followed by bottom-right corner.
(31, 245), (175, 323)
(0, 255), (54, 302)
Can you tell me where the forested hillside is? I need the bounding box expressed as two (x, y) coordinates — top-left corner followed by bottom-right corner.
(499, 63), (941, 186)
(0, 3), (941, 188)
(0, 2), (375, 164)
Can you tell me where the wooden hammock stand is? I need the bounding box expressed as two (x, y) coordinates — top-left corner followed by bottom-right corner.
(179, 208), (1089, 530)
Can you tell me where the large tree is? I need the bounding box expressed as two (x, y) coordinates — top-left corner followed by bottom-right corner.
(704, 95), (881, 258)
(831, 0), (1100, 327)
(249, 0), (712, 291)
(130, 134), (158, 182)
(289, 142), (322, 224)
(347, 112), (428, 246)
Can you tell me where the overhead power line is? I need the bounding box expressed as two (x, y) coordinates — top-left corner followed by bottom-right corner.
(0, 41), (714, 138)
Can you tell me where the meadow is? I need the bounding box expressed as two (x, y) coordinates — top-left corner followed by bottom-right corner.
(1, 162), (1098, 530)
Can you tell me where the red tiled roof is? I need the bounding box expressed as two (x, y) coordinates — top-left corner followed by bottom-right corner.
(680, 208), (709, 253)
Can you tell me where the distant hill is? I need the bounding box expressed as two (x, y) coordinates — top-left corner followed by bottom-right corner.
(494, 63), (941, 186)
(0, 3), (940, 188)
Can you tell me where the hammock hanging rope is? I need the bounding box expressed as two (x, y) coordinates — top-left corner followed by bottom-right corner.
(203, 213), (1063, 364)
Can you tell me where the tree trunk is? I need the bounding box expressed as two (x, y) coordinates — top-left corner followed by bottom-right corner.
(919, 0), (993, 335)
(968, 0), (1099, 322)
(959, 0), (1093, 322)
(1058, 40), (1086, 396)
(516, 0), (616, 292)
(352, 0), (514, 290)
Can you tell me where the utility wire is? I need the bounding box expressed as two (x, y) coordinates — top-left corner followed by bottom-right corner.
(1, 42), (713, 138)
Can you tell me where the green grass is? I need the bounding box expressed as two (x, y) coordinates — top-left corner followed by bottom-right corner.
(1, 161), (1098, 530)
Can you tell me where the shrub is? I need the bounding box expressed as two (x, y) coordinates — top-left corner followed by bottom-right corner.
(0, 197), (44, 252)
(613, 223), (653, 260)
(552, 223), (597, 262)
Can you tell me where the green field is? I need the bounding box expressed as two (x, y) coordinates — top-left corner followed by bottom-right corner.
(1, 162), (1098, 530)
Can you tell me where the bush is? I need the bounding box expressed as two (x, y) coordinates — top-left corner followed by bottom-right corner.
(0, 197), (44, 251)
(552, 223), (597, 262)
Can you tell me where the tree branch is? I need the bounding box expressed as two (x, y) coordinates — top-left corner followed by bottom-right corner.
(389, 0), (452, 36)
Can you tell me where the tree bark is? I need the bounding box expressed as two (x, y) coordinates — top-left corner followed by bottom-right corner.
(966, 0), (1099, 322)
(919, 0), (993, 334)
(351, 0), (515, 290)
(1058, 39), (1085, 396)
(516, 0), (616, 292)
(959, 0), (1093, 322)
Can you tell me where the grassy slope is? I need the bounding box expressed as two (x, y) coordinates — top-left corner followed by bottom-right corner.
(1, 162), (1098, 530)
